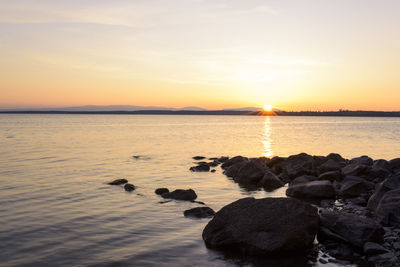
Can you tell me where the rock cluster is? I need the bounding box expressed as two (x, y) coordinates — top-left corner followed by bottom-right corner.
(207, 153), (400, 266)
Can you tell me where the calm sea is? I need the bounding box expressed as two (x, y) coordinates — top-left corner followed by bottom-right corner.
(1, 114), (400, 266)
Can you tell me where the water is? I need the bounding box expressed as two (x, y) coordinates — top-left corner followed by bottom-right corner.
(1, 114), (400, 266)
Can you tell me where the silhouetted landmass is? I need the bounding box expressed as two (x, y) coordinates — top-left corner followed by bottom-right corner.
(1, 110), (400, 117)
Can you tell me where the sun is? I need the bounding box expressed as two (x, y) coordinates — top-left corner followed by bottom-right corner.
(263, 104), (273, 112)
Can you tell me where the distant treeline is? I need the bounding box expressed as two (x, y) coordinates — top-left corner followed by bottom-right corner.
(1, 110), (400, 117)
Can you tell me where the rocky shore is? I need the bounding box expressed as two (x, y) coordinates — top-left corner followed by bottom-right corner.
(190, 153), (400, 266)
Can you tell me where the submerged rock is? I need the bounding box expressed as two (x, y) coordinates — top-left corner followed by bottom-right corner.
(108, 178), (128, 185)
(161, 189), (197, 201)
(286, 180), (335, 199)
(155, 188), (169, 195)
(184, 207), (215, 218)
(193, 156), (206, 160)
(202, 197), (319, 256)
(124, 183), (136, 192)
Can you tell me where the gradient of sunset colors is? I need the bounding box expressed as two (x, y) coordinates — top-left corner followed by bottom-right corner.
(0, 0), (399, 111)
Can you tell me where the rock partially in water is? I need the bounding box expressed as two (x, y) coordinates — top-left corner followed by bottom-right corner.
(221, 156), (248, 169)
(108, 178), (128, 185)
(124, 183), (136, 192)
(376, 188), (400, 227)
(210, 169), (216, 173)
(155, 188), (169, 195)
(259, 170), (284, 191)
(184, 207), (215, 218)
(162, 189), (197, 201)
(190, 164), (210, 172)
(202, 197), (319, 256)
(193, 156), (206, 160)
(318, 210), (384, 248)
(232, 160), (268, 185)
(286, 180), (335, 199)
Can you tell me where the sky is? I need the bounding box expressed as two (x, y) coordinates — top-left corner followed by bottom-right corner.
(0, 0), (399, 111)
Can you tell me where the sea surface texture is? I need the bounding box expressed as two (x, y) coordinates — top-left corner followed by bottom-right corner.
(1, 114), (400, 266)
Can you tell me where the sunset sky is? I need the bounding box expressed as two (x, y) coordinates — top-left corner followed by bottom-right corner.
(0, 0), (399, 111)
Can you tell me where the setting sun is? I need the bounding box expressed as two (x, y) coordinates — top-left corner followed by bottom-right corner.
(264, 104), (273, 112)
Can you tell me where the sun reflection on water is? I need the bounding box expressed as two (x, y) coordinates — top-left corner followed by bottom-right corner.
(262, 117), (273, 157)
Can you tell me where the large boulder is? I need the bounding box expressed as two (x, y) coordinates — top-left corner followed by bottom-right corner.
(161, 189), (197, 201)
(283, 153), (316, 179)
(223, 161), (247, 178)
(339, 176), (375, 198)
(367, 173), (400, 210)
(375, 188), (400, 227)
(286, 180), (335, 199)
(318, 210), (384, 248)
(202, 197), (319, 256)
(259, 170), (285, 191)
(318, 170), (342, 181)
(369, 159), (392, 182)
(342, 163), (371, 177)
(349, 156), (373, 166)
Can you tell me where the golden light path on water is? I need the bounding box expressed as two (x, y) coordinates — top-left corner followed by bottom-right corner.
(262, 116), (273, 157)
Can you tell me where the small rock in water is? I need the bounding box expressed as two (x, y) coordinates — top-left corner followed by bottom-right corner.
(124, 183), (136, 192)
(184, 207), (215, 218)
(193, 156), (206, 160)
(161, 189), (197, 201)
(108, 178), (128, 185)
(189, 164), (210, 172)
(155, 188), (169, 195)
(210, 169), (216, 173)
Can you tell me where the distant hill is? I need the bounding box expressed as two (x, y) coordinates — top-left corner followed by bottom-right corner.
(0, 105), (207, 112)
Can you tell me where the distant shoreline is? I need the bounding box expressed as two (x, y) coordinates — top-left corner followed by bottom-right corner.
(1, 110), (400, 117)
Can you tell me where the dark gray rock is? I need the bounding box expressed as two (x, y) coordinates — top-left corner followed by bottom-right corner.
(289, 175), (318, 186)
(193, 156), (206, 160)
(327, 153), (346, 163)
(190, 164), (210, 172)
(350, 156), (373, 166)
(216, 156), (229, 163)
(367, 173), (400, 210)
(108, 178), (128, 185)
(342, 163), (371, 177)
(267, 156), (286, 168)
(363, 242), (388, 255)
(184, 207), (215, 218)
(318, 159), (346, 173)
(284, 153), (316, 179)
(376, 188), (400, 227)
(339, 176), (375, 198)
(223, 161), (247, 178)
(221, 156), (248, 169)
(319, 171), (342, 181)
(370, 159), (392, 181)
(233, 161), (268, 184)
(259, 170), (284, 191)
(210, 169), (216, 173)
(202, 197), (319, 255)
(155, 188), (169, 195)
(124, 183), (136, 191)
(388, 158), (400, 173)
(162, 189), (197, 201)
(318, 210), (384, 248)
(286, 180), (335, 199)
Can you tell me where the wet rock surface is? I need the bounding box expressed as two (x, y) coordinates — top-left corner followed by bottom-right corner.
(208, 152), (400, 266)
(155, 188), (169, 195)
(202, 197), (319, 256)
(124, 183), (136, 192)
